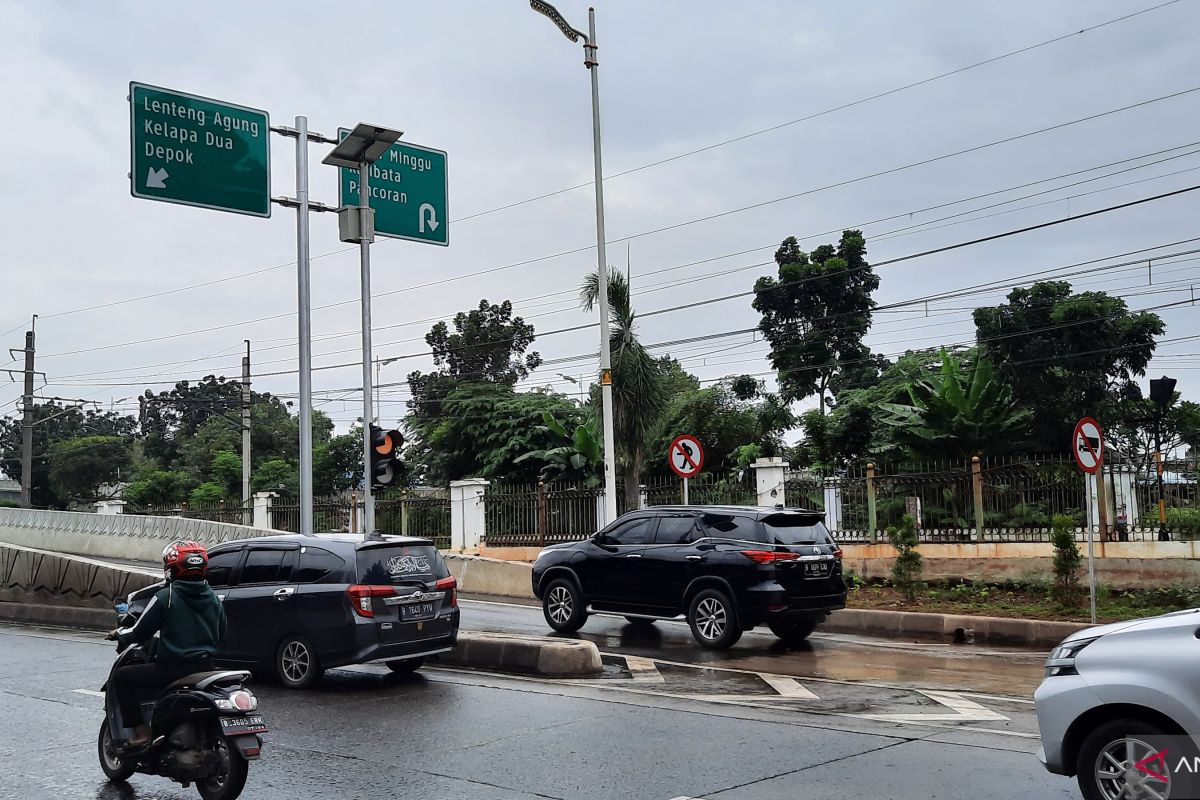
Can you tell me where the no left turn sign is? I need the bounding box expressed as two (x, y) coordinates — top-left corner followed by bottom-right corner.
(1073, 417), (1104, 474)
(668, 435), (704, 479)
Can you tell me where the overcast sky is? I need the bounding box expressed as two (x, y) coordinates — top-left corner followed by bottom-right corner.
(1, 0), (1197, 441)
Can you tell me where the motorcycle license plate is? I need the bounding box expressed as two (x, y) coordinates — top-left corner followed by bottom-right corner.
(220, 715), (268, 735)
(803, 561), (831, 579)
(400, 601), (436, 622)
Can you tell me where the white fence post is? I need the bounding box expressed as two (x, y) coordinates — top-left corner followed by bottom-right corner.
(822, 478), (843, 532)
(253, 492), (277, 530)
(94, 500), (126, 515)
(752, 457), (787, 507)
(450, 478), (489, 551)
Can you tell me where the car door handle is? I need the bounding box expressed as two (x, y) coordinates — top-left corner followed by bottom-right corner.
(686, 555), (703, 562)
(624, 554), (642, 559)
(273, 588), (295, 599)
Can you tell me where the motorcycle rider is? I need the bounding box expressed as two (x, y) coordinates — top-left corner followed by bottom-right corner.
(106, 540), (227, 748)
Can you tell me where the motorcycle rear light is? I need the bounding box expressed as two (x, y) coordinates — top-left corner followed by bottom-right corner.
(232, 690), (256, 711)
(347, 585), (396, 618)
(740, 550), (800, 564)
(435, 576), (458, 608)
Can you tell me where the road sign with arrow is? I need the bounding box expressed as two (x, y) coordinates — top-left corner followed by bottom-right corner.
(668, 435), (704, 480)
(128, 82), (271, 217)
(337, 130), (448, 246)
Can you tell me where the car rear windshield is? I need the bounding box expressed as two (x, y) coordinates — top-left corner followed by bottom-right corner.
(761, 513), (832, 545)
(356, 544), (450, 585)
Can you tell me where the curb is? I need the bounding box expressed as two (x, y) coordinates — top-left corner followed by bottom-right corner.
(824, 608), (1091, 648)
(436, 631), (602, 677)
(0, 601), (112, 631)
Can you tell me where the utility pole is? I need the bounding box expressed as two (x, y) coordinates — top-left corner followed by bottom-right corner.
(242, 340), (252, 526)
(20, 321), (35, 506)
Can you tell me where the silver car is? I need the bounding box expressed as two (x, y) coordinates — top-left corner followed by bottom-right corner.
(1035, 609), (1200, 799)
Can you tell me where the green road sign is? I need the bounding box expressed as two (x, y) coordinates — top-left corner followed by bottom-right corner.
(338, 130), (448, 246)
(129, 82), (271, 217)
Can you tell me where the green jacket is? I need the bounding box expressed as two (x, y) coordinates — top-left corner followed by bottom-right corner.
(117, 579), (227, 664)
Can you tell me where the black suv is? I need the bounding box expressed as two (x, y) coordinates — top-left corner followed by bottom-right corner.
(531, 506), (846, 649)
(139, 533), (460, 688)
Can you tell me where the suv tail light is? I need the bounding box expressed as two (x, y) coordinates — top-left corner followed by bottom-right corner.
(435, 576), (458, 608)
(347, 585), (396, 618)
(833, 547), (843, 560)
(740, 550), (800, 564)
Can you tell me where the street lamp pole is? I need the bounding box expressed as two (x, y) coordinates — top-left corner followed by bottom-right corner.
(532, 1), (619, 525)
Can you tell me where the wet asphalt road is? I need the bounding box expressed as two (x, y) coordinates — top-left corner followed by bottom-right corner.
(0, 621), (1080, 800)
(459, 596), (1050, 696)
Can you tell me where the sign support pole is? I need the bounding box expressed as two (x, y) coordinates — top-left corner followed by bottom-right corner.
(295, 116), (315, 537)
(359, 161), (375, 536)
(682, 477), (689, 506)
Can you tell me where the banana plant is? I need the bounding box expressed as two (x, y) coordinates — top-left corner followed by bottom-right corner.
(514, 412), (603, 488)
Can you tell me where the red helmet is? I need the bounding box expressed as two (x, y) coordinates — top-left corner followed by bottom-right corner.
(162, 540), (208, 579)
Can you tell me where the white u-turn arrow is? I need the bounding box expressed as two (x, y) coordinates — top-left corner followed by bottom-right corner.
(419, 203), (439, 233)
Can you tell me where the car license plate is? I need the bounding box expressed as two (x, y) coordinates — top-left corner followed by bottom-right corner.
(400, 601), (436, 621)
(803, 561), (831, 578)
(220, 715), (267, 735)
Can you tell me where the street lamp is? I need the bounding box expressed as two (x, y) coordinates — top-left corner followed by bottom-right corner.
(1149, 375), (1177, 540)
(532, 1), (619, 524)
(323, 123), (404, 536)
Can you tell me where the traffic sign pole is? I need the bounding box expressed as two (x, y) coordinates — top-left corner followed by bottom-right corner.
(682, 477), (689, 506)
(294, 116), (315, 537)
(359, 160), (376, 536)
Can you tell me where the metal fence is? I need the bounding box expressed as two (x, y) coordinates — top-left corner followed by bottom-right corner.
(128, 501), (250, 527)
(483, 482), (603, 547)
(271, 492), (451, 550)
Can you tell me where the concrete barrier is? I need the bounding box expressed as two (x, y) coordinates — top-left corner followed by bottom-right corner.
(437, 631), (601, 676)
(824, 608), (1090, 648)
(0, 541), (158, 609)
(445, 554), (535, 599)
(0, 507), (275, 562)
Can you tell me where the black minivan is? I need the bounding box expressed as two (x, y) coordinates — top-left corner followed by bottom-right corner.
(531, 506), (846, 649)
(142, 533), (460, 688)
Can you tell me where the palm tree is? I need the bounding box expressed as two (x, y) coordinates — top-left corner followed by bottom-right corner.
(581, 270), (666, 509)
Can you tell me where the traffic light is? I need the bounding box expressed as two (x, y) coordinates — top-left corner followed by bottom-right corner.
(370, 425), (405, 490)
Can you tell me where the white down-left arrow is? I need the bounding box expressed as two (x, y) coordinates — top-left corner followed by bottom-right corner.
(146, 167), (169, 189)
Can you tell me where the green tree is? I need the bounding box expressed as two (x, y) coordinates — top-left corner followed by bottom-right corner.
(582, 270), (667, 508)
(47, 436), (133, 504)
(0, 403), (136, 508)
(514, 412), (603, 487)
(314, 432), (364, 495)
(876, 349), (1031, 460)
(973, 281), (1164, 449)
(210, 450), (243, 497)
(887, 514), (924, 603)
(122, 469), (195, 508)
(252, 459), (299, 496)
(753, 230), (879, 413)
(1050, 513), (1082, 607)
(188, 482), (226, 505)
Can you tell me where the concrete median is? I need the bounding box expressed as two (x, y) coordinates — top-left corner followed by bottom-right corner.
(436, 631), (602, 677)
(445, 554), (536, 600)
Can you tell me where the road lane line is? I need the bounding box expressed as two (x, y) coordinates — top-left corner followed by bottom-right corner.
(624, 655), (667, 683)
(72, 689), (105, 698)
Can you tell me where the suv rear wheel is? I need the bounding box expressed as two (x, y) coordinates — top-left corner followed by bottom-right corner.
(542, 578), (588, 633)
(768, 617), (820, 644)
(276, 634), (323, 689)
(386, 658), (424, 675)
(688, 589), (742, 649)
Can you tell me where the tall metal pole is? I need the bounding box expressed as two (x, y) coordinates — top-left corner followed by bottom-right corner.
(359, 161), (376, 535)
(1155, 417), (1167, 538)
(295, 115), (315, 536)
(586, 8), (618, 525)
(20, 322), (35, 507)
(241, 340), (252, 526)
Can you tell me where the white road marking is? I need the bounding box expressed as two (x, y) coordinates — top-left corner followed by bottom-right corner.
(758, 673), (820, 700)
(72, 689), (105, 698)
(624, 655), (667, 683)
(858, 690), (1009, 723)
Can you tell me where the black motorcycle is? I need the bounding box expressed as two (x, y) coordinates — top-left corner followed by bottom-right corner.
(98, 587), (266, 800)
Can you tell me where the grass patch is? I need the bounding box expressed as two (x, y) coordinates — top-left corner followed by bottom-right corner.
(845, 575), (1200, 623)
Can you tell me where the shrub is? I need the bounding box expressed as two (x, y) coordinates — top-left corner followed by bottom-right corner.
(886, 513), (924, 603)
(1050, 513), (1082, 607)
